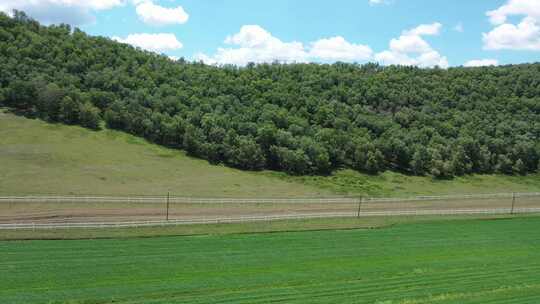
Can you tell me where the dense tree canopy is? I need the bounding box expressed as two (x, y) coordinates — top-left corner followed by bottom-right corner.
(1, 11), (539, 178)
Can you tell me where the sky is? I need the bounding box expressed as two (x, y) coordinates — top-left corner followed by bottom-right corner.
(1, 0), (539, 67)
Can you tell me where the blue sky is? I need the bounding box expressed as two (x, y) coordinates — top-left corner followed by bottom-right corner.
(1, 0), (539, 67)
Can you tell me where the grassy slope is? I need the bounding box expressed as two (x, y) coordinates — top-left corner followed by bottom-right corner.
(272, 169), (540, 197)
(0, 111), (332, 197)
(1, 110), (540, 197)
(2, 216), (540, 304)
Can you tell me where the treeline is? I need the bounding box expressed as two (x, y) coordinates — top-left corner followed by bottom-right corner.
(1, 11), (540, 177)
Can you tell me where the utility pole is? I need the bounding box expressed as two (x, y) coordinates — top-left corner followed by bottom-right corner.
(166, 191), (170, 221)
(511, 192), (516, 215)
(357, 197), (363, 218)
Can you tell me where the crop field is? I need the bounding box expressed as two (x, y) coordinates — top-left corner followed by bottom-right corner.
(1, 216), (540, 303)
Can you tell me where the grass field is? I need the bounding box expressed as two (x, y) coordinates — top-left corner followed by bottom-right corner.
(1, 215), (540, 303)
(1, 110), (540, 197)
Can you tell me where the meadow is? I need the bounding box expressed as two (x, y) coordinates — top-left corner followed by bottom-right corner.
(1, 111), (540, 198)
(1, 216), (540, 303)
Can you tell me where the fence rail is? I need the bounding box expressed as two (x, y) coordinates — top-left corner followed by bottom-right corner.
(1, 192), (539, 204)
(1, 192), (539, 230)
(1, 207), (540, 230)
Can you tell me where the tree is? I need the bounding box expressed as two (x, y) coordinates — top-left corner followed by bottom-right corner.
(227, 136), (266, 170)
(36, 83), (65, 121)
(78, 103), (101, 129)
(299, 137), (331, 174)
(410, 146), (430, 175)
(58, 96), (80, 124)
(183, 125), (205, 156)
(353, 141), (385, 174)
(5, 80), (37, 112)
(1, 12), (539, 177)
(271, 146), (310, 175)
(429, 147), (454, 179)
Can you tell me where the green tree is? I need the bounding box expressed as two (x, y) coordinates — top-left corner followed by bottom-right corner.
(58, 96), (80, 124)
(78, 103), (101, 129)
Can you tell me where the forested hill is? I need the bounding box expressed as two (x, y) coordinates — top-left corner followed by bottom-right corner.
(1, 11), (539, 178)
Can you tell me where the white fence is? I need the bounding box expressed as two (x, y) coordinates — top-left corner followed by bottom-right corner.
(1, 207), (540, 230)
(1, 192), (539, 230)
(1, 192), (539, 204)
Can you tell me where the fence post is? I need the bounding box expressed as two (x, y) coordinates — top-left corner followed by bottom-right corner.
(511, 192), (516, 215)
(166, 191), (170, 221)
(357, 197), (363, 218)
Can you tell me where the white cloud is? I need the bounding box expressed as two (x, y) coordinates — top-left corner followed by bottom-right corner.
(198, 23), (449, 68)
(0, 0), (190, 27)
(483, 16), (540, 50)
(195, 25), (372, 65)
(0, 0), (124, 25)
(389, 34), (432, 53)
(403, 22), (442, 36)
(483, 0), (540, 50)
(210, 25), (307, 65)
(487, 0), (540, 25)
(309, 36), (372, 61)
(374, 50), (416, 66)
(464, 59), (499, 67)
(135, 0), (189, 26)
(113, 33), (183, 53)
(375, 23), (449, 68)
(197, 26), (374, 66)
(194, 53), (217, 65)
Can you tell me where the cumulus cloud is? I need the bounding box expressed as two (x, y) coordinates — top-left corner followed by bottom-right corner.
(134, 0), (189, 26)
(483, 0), (540, 50)
(389, 34), (433, 53)
(113, 33), (183, 53)
(464, 59), (499, 67)
(214, 25), (308, 65)
(196, 25), (372, 66)
(487, 0), (540, 25)
(403, 22), (442, 36)
(0, 0), (124, 25)
(374, 23), (449, 68)
(309, 36), (372, 61)
(0, 0), (191, 27)
(197, 23), (448, 68)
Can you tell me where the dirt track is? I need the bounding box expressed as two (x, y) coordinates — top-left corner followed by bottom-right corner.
(1, 195), (539, 225)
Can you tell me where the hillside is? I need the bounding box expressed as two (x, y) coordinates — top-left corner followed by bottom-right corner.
(1, 110), (540, 197)
(0, 11), (539, 179)
(0, 111), (331, 197)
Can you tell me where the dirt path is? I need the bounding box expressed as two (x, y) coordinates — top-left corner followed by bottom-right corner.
(1, 195), (538, 224)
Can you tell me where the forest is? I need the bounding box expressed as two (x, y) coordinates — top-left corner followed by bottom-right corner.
(1, 11), (539, 178)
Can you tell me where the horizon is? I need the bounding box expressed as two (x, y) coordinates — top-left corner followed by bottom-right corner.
(1, 0), (539, 68)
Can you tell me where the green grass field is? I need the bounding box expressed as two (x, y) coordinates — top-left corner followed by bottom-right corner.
(2, 216), (540, 304)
